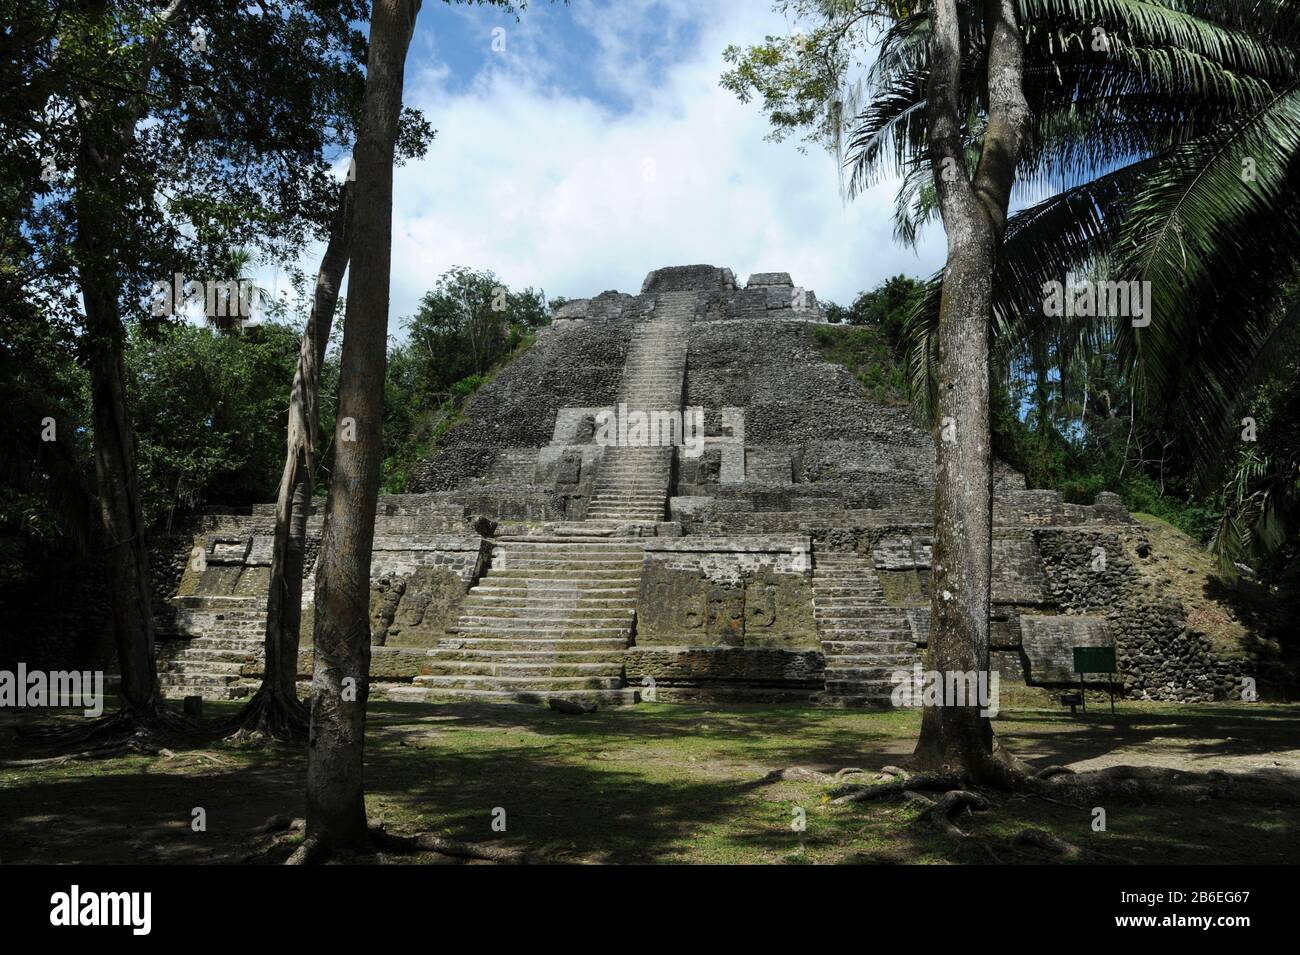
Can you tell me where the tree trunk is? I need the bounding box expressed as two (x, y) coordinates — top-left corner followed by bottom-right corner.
(239, 181), (353, 737)
(78, 234), (163, 720)
(304, 0), (420, 852)
(912, 0), (1028, 783)
(67, 0), (187, 723)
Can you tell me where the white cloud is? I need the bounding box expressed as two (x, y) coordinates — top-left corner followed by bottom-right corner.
(385, 0), (946, 332)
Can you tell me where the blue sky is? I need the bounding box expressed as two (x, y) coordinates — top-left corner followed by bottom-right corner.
(270, 0), (947, 333)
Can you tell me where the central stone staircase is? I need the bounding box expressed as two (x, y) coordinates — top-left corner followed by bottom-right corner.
(390, 537), (644, 703)
(392, 293), (697, 703)
(583, 290), (692, 526)
(811, 553), (921, 706)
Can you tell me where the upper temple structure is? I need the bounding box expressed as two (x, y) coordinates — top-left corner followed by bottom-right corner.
(153, 265), (1255, 706)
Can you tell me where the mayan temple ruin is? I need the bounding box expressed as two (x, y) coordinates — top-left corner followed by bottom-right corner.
(154, 265), (1252, 706)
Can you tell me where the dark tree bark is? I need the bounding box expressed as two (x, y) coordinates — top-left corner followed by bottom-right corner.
(69, 0), (186, 727)
(913, 0), (1029, 783)
(303, 0), (421, 853)
(238, 181), (353, 738)
(78, 228), (162, 720)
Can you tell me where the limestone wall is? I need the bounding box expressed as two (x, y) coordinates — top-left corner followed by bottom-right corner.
(626, 536), (823, 699)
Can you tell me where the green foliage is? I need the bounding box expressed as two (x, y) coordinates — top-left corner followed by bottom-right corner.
(823, 274), (925, 350)
(399, 265), (548, 403)
(0, 311), (94, 586)
(381, 267), (550, 491)
(811, 322), (907, 405)
(124, 322), (301, 531)
(1210, 339), (1300, 572)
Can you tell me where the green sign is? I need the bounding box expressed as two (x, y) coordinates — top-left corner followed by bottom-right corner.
(1073, 646), (1117, 674)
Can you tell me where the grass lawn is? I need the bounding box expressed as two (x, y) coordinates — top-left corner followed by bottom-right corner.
(1, 697), (1297, 864)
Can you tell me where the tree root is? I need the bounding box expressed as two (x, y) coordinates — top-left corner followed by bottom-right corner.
(4, 726), (162, 767)
(1013, 828), (1081, 860)
(369, 825), (546, 864)
(285, 837), (324, 865)
(1033, 765), (1075, 780)
(227, 688), (309, 743)
(829, 771), (964, 804)
(15, 705), (203, 751)
(916, 790), (988, 838)
(761, 766), (837, 785)
(250, 815), (305, 836)
(1028, 764), (1300, 806)
(250, 815), (549, 865)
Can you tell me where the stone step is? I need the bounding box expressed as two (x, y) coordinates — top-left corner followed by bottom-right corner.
(462, 595), (638, 610)
(160, 683), (253, 701)
(173, 609), (267, 620)
(470, 585), (638, 599)
(488, 558), (644, 571)
(159, 658), (245, 675)
(814, 610), (893, 620)
(168, 636), (263, 652)
(438, 636), (630, 651)
(821, 640), (918, 655)
(385, 686), (639, 705)
(464, 592), (639, 607)
(428, 648), (627, 664)
(457, 610), (634, 625)
(158, 672), (243, 688)
(158, 646), (257, 664)
(420, 661), (624, 678)
(169, 596), (264, 610)
(817, 625), (912, 636)
(482, 570), (642, 582)
(413, 674), (625, 691)
(829, 653), (921, 665)
(815, 607), (906, 618)
(450, 624), (633, 638)
(487, 542), (646, 555)
(825, 665), (919, 680)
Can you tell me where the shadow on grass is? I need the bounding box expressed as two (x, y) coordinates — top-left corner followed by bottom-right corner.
(1, 699), (1297, 864)
(993, 704), (1300, 770)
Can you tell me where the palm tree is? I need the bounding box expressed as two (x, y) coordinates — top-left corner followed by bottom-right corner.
(845, 0), (1300, 506)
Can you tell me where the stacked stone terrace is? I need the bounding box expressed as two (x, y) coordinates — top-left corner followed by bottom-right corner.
(156, 265), (1248, 705)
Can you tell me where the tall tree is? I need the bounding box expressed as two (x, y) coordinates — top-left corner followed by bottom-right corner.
(912, 0), (1028, 780)
(238, 181), (353, 739)
(724, 0), (1029, 779)
(3, 0), (380, 738)
(72, 0), (186, 726)
(300, 0), (421, 854)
